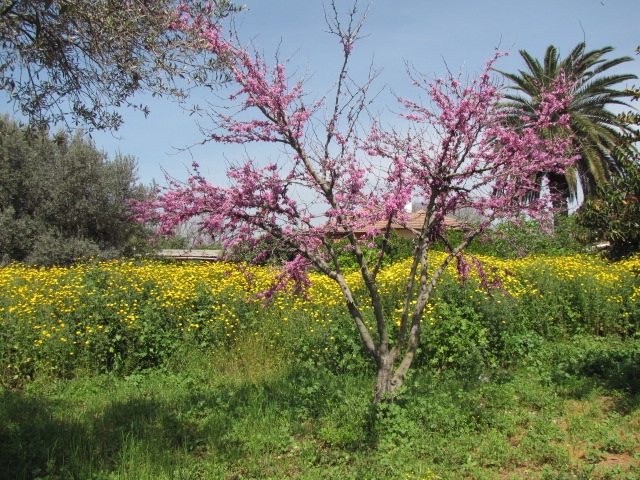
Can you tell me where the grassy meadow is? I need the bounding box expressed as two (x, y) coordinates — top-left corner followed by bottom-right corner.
(1, 253), (640, 479)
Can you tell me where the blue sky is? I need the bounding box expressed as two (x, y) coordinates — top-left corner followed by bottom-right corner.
(70, 0), (640, 185)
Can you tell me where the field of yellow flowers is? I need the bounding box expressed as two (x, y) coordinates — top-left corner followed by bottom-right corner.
(1, 253), (639, 383)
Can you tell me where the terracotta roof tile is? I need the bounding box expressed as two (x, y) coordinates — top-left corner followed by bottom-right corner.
(327, 210), (467, 237)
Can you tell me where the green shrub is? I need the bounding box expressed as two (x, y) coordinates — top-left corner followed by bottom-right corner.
(470, 216), (587, 258)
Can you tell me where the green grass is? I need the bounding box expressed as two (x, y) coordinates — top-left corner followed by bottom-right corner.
(2, 336), (639, 480)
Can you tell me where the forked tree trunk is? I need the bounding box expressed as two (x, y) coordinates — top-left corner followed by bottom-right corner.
(373, 353), (400, 404)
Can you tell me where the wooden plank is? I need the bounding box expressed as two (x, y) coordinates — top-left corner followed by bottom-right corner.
(157, 249), (222, 261)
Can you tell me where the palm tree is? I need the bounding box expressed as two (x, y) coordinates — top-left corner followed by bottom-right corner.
(498, 43), (637, 211)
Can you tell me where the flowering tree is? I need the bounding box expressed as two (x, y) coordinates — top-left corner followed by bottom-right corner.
(138, 3), (576, 402)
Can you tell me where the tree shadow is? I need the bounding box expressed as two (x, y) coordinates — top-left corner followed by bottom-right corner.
(576, 347), (640, 410)
(0, 364), (371, 479)
(0, 389), (90, 480)
(552, 346), (640, 411)
(0, 387), (179, 479)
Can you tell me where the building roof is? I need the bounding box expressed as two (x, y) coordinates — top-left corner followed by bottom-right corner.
(329, 210), (467, 238)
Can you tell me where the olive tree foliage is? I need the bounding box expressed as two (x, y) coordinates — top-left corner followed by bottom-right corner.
(137, 3), (576, 403)
(0, 0), (240, 131)
(0, 116), (152, 265)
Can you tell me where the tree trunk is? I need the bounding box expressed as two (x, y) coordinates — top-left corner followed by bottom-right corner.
(373, 353), (400, 404)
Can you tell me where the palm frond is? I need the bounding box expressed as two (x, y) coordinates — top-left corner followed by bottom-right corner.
(499, 42), (638, 207)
